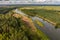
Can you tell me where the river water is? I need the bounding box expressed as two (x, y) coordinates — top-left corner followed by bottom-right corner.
(14, 9), (60, 40)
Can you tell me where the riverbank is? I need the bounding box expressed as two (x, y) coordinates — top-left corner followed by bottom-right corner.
(37, 15), (56, 26)
(13, 8), (60, 40)
(12, 9), (50, 40)
(20, 7), (60, 28)
(20, 8), (56, 26)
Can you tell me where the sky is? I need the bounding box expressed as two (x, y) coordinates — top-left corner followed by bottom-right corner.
(9, 0), (60, 4)
(0, 0), (60, 4)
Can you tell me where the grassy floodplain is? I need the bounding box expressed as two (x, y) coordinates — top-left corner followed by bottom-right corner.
(0, 7), (50, 40)
(20, 6), (60, 28)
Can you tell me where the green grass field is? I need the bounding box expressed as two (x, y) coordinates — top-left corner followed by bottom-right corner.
(21, 6), (60, 28)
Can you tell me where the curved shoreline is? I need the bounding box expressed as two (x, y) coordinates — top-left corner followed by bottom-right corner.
(37, 15), (56, 26)
(14, 9), (60, 40)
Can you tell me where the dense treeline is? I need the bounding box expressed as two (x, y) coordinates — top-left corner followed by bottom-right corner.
(0, 7), (17, 14)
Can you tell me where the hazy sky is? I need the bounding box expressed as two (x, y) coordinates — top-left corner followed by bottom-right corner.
(9, 0), (60, 4)
(0, 0), (60, 4)
(9, 0), (60, 2)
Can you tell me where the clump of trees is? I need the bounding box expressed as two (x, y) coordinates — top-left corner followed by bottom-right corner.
(0, 11), (42, 40)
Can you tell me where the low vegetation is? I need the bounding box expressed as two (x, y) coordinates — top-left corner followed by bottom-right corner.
(34, 20), (44, 27)
(0, 7), (49, 40)
(21, 6), (60, 28)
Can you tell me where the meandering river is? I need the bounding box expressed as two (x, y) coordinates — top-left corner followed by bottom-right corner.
(14, 9), (60, 40)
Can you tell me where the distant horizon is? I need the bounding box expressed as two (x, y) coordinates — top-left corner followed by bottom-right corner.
(0, 4), (60, 6)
